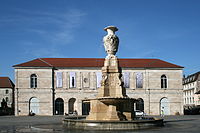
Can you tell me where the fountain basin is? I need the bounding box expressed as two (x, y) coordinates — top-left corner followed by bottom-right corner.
(63, 116), (164, 130)
(98, 97), (136, 105)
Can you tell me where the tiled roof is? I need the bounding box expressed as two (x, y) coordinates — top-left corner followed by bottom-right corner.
(13, 58), (183, 68)
(0, 77), (15, 88)
(183, 71), (200, 85)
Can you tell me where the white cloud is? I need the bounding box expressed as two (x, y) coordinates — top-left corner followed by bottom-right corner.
(12, 8), (87, 57)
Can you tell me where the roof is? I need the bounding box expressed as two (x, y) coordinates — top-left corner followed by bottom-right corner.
(13, 58), (184, 69)
(0, 77), (15, 88)
(183, 71), (200, 85)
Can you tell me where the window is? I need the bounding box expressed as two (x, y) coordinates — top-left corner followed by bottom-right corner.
(30, 74), (37, 88)
(5, 90), (9, 94)
(161, 75), (167, 88)
(5, 97), (9, 102)
(56, 72), (63, 88)
(70, 72), (76, 88)
(96, 72), (102, 88)
(82, 72), (90, 88)
(122, 72), (130, 88)
(136, 72), (143, 88)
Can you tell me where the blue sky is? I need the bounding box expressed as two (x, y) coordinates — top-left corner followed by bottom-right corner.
(0, 0), (200, 81)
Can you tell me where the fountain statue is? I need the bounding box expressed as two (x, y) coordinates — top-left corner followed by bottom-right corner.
(103, 26), (119, 58)
(86, 26), (135, 121)
(63, 26), (164, 130)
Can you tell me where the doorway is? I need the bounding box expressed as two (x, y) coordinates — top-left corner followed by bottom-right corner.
(29, 97), (39, 115)
(160, 97), (170, 115)
(55, 98), (64, 115)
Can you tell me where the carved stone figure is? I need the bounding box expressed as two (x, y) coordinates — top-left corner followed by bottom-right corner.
(101, 73), (108, 86)
(103, 26), (119, 58)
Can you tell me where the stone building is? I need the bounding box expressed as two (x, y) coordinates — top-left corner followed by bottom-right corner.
(13, 58), (183, 116)
(183, 71), (200, 114)
(0, 77), (15, 115)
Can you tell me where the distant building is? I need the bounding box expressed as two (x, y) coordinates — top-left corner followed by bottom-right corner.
(183, 72), (200, 114)
(14, 58), (183, 116)
(0, 77), (15, 115)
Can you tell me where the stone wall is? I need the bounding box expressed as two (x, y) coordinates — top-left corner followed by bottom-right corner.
(0, 88), (13, 108)
(14, 67), (183, 116)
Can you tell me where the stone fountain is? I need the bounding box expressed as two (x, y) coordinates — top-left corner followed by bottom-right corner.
(86, 26), (135, 121)
(63, 26), (164, 130)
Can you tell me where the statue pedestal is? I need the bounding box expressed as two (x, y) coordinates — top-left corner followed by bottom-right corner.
(86, 99), (119, 121)
(86, 57), (134, 121)
(86, 26), (135, 121)
(97, 57), (126, 98)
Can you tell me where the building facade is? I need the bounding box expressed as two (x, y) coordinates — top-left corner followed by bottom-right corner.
(183, 72), (200, 114)
(0, 77), (15, 115)
(14, 58), (184, 116)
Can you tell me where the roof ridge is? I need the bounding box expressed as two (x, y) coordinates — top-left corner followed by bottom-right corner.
(13, 58), (184, 68)
(38, 58), (53, 67)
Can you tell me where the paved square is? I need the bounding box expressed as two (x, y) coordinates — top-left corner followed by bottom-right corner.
(0, 115), (200, 133)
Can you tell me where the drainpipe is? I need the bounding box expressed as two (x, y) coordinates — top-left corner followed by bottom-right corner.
(52, 67), (55, 115)
(15, 69), (19, 116)
(147, 70), (150, 115)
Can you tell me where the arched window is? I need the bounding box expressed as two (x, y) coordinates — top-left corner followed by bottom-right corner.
(161, 75), (167, 88)
(30, 74), (37, 88)
(5, 89), (9, 94)
(5, 97), (9, 102)
(68, 98), (76, 114)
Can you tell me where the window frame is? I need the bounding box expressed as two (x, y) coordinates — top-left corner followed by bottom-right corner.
(161, 75), (167, 89)
(30, 74), (37, 88)
(122, 72), (130, 88)
(69, 72), (76, 88)
(5, 89), (9, 94)
(136, 72), (143, 88)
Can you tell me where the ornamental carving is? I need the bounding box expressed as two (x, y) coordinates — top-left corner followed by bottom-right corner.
(103, 26), (119, 57)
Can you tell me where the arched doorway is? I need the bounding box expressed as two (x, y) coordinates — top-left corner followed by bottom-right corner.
(160, 97), (170, 115)
(68, 98), (76, 114)
(55, 98), (64, 115)
(29, 97), (39, 115)
(136, 98), (144, 111)
(82, 101), (90, 115)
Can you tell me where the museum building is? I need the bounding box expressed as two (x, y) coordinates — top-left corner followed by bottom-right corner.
(13, 58), (184, 116)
